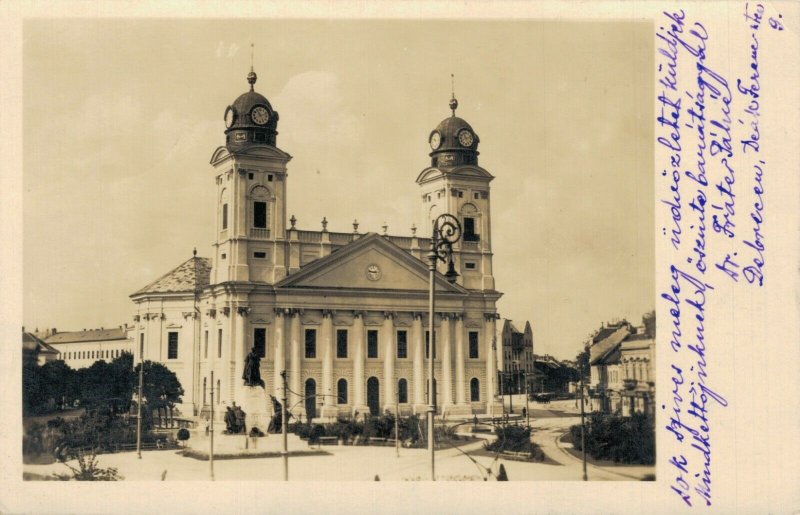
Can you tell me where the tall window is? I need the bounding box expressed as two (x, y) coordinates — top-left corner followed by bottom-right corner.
(217, 379), (221, 404)
(470, 378), (480, 401)
(222, 203), (228, 230)
(398, 378), (408, 403)
(336, 329), (348, 358)
(218, 329), (223, 358)
(425, 330), (436, 359)
(203, 378), (207, 405)
(253, 201), (267, 228)
(468, 331), (479, 359)
(305, 329), (317, 358)
(254, 328), (266, 358)
(367, 330), (378, 358)
(167, 332), (179, 359)
(204, 330), (209, 358)
(337, 378), (348, 404)
(396, 330), (408, 359)
(463, 217), (479, 241)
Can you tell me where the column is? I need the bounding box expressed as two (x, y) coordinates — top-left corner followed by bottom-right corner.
(412, 314), (426, 413)
(454, 314), (466, 405)
(382, 313), (395, 413)
(352, 312), (368, 416)
(441, 314), (453, 409)
(320, 310), (337, 419)
(233, 306), (249, 403)
(484, 314), (501, 415)
(273, 309), (285, 403)
(289, 310), (303, 418)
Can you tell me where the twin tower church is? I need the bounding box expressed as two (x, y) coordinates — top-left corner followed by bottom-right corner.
(130, 69), (506, 422)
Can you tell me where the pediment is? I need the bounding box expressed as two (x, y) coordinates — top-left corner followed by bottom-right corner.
(209, 145), (292, 166)
(416, 165), (494, 184)
(276, 233), (468, 294)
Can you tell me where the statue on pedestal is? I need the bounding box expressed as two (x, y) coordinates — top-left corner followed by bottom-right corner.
(243, 347), (265, 388)
(224, 402), (247, 434)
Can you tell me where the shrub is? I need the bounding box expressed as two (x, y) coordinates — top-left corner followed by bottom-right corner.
(177, 428), (190, 441)
(570, 412), (655, 464)
(484, 425), (545, 461)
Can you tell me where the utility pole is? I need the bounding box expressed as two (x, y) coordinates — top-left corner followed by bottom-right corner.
(395, 389), (400, 458)
(136, 337), (144, 459)
(580, 360), (588, 481)
(524, 370), (530, 428)
(209, 370), (215, 480)
(281, 370), (289, 482)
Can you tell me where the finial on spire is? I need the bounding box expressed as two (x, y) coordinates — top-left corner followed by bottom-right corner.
(247, 44), (257, 91)
(193, 247), (197, 257)
(449, 73), (458, 116)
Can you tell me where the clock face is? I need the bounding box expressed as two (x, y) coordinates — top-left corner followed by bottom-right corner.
(430, 131), (442, 150)
(224, 106), (236, 128)
(458, 129), (474, 147)
(251, 106), (269, 125)
(366, 264), (382, 281)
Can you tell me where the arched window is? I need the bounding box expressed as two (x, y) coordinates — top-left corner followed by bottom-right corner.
(470, 378), (480, 402)
(249, 185), (273, 238)
(397, 378), (408, 404)
(203, 378), (207, 405)
(337, 378), (348, 404)
(216, 379), (221, 404)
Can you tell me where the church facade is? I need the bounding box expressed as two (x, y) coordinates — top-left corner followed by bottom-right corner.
(130, 69), (504, 421)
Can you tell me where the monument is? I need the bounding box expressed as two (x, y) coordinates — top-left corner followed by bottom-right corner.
(240, 347), (270, 433)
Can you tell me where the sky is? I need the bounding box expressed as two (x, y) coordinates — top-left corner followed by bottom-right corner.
(22, 19), (653, 360)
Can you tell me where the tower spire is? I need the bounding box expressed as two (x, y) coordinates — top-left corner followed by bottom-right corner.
(247, 43), (257, 91)
(449, 73), (458, 116)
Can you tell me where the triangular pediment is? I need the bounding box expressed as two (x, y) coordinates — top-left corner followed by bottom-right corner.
(275, 233), (468, 294)
(416, 165), (494, 184)
(210, 145), (292, 166)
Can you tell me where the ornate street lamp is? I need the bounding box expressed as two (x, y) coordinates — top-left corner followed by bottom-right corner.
(427, 213), (462, 481)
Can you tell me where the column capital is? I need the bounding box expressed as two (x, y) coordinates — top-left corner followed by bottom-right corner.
(206, 308), (217, 318)
(352, 310), (364, 319)
(274, 307), (285, 316)
(322, 309), (336, 318)
(221, 307), (231, 317)
(484, 312), (500, 321)
(383, 311), (394, 320)
(133, 315), (140, 322)
(182, 311), (198, 320)
(453, 312), (465, 321)
(237, 306), (250, 317)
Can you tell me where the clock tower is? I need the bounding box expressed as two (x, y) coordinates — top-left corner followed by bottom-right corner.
(416, 92), (496, 291)
(210, 69), (292, 284)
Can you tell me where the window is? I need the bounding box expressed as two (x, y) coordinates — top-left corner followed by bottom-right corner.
(254, 252), (267, 259)
(221, 253), (226, 260)
(463, 217), (479, 241)
(217, 379), (221, 404)
(253, 201), (267, 228)
(203, 378), (207, 405)
(254, 328), (266, 358)
(336, 329), (348, 358)
(337, 378), (348, 404)
(398, 378), (408, 403)
(470, 378), (480, 401)
(168, 331), (179, 359)
(222, 203), (228, 230)
(473, 192), (480, 200)
(267, 174), (273, 182)
(248, 172), (254, 180)
(469, 332), (479, 359)
(305, 329), (317, 358)
(367, 330), (378, 358)
(465, 262), (477, 270)
(204, 330), (209, 358)
(425, 330), (436, 359)
(218, 329), (223, 358)
(396, 330), (408, 359)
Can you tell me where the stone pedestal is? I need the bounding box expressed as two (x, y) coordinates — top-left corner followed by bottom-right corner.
(443, 403), (473, 418)
(241, 385), (270, 433)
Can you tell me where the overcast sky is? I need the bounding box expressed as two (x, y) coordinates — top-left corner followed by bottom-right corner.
(22, 19), (653, 360)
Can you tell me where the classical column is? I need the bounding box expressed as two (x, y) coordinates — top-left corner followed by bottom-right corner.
(273, 309), (286, 402)
(320, 310), (337, 419)
(485, 314), (502, 415)
(382, 313), (395, 413)
(234, 306), (249, 403)
(454, 314), (466, 405)
(412, 313), (426, 413)
(289, 310), (303, 418)
(440, 314), (453, 409)
(352, 312), (368, 416)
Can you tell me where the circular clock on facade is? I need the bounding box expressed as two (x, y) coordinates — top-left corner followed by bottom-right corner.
(430, 131), (442, 150)
(457, 129), (474, 147)
(224, 106), (236, 128)
(366, 264), (382, 281)
(250, 106), (270, 125)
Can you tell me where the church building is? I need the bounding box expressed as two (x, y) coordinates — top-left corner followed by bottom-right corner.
(130, 68), (504, 421)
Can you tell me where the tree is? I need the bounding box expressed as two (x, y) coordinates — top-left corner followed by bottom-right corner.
(134, 360), (184, 426)
(575, 347), (590, 382)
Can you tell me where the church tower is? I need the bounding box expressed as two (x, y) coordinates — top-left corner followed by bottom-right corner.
(416, 89), (496, 291)
(210, 69), (292, 284)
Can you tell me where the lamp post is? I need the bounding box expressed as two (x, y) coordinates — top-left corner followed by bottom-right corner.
(579, 359), (588, 481)
(524, 370), (530, 428)
(209, 370), (215, 480)
(426, 213), (462, 482)
(136, 338), (144, 459)
(281, 370), (289, 482)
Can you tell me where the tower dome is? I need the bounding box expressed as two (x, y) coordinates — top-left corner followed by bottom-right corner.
(223, 70), (279, 149)
(427, 92), (479, 168)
